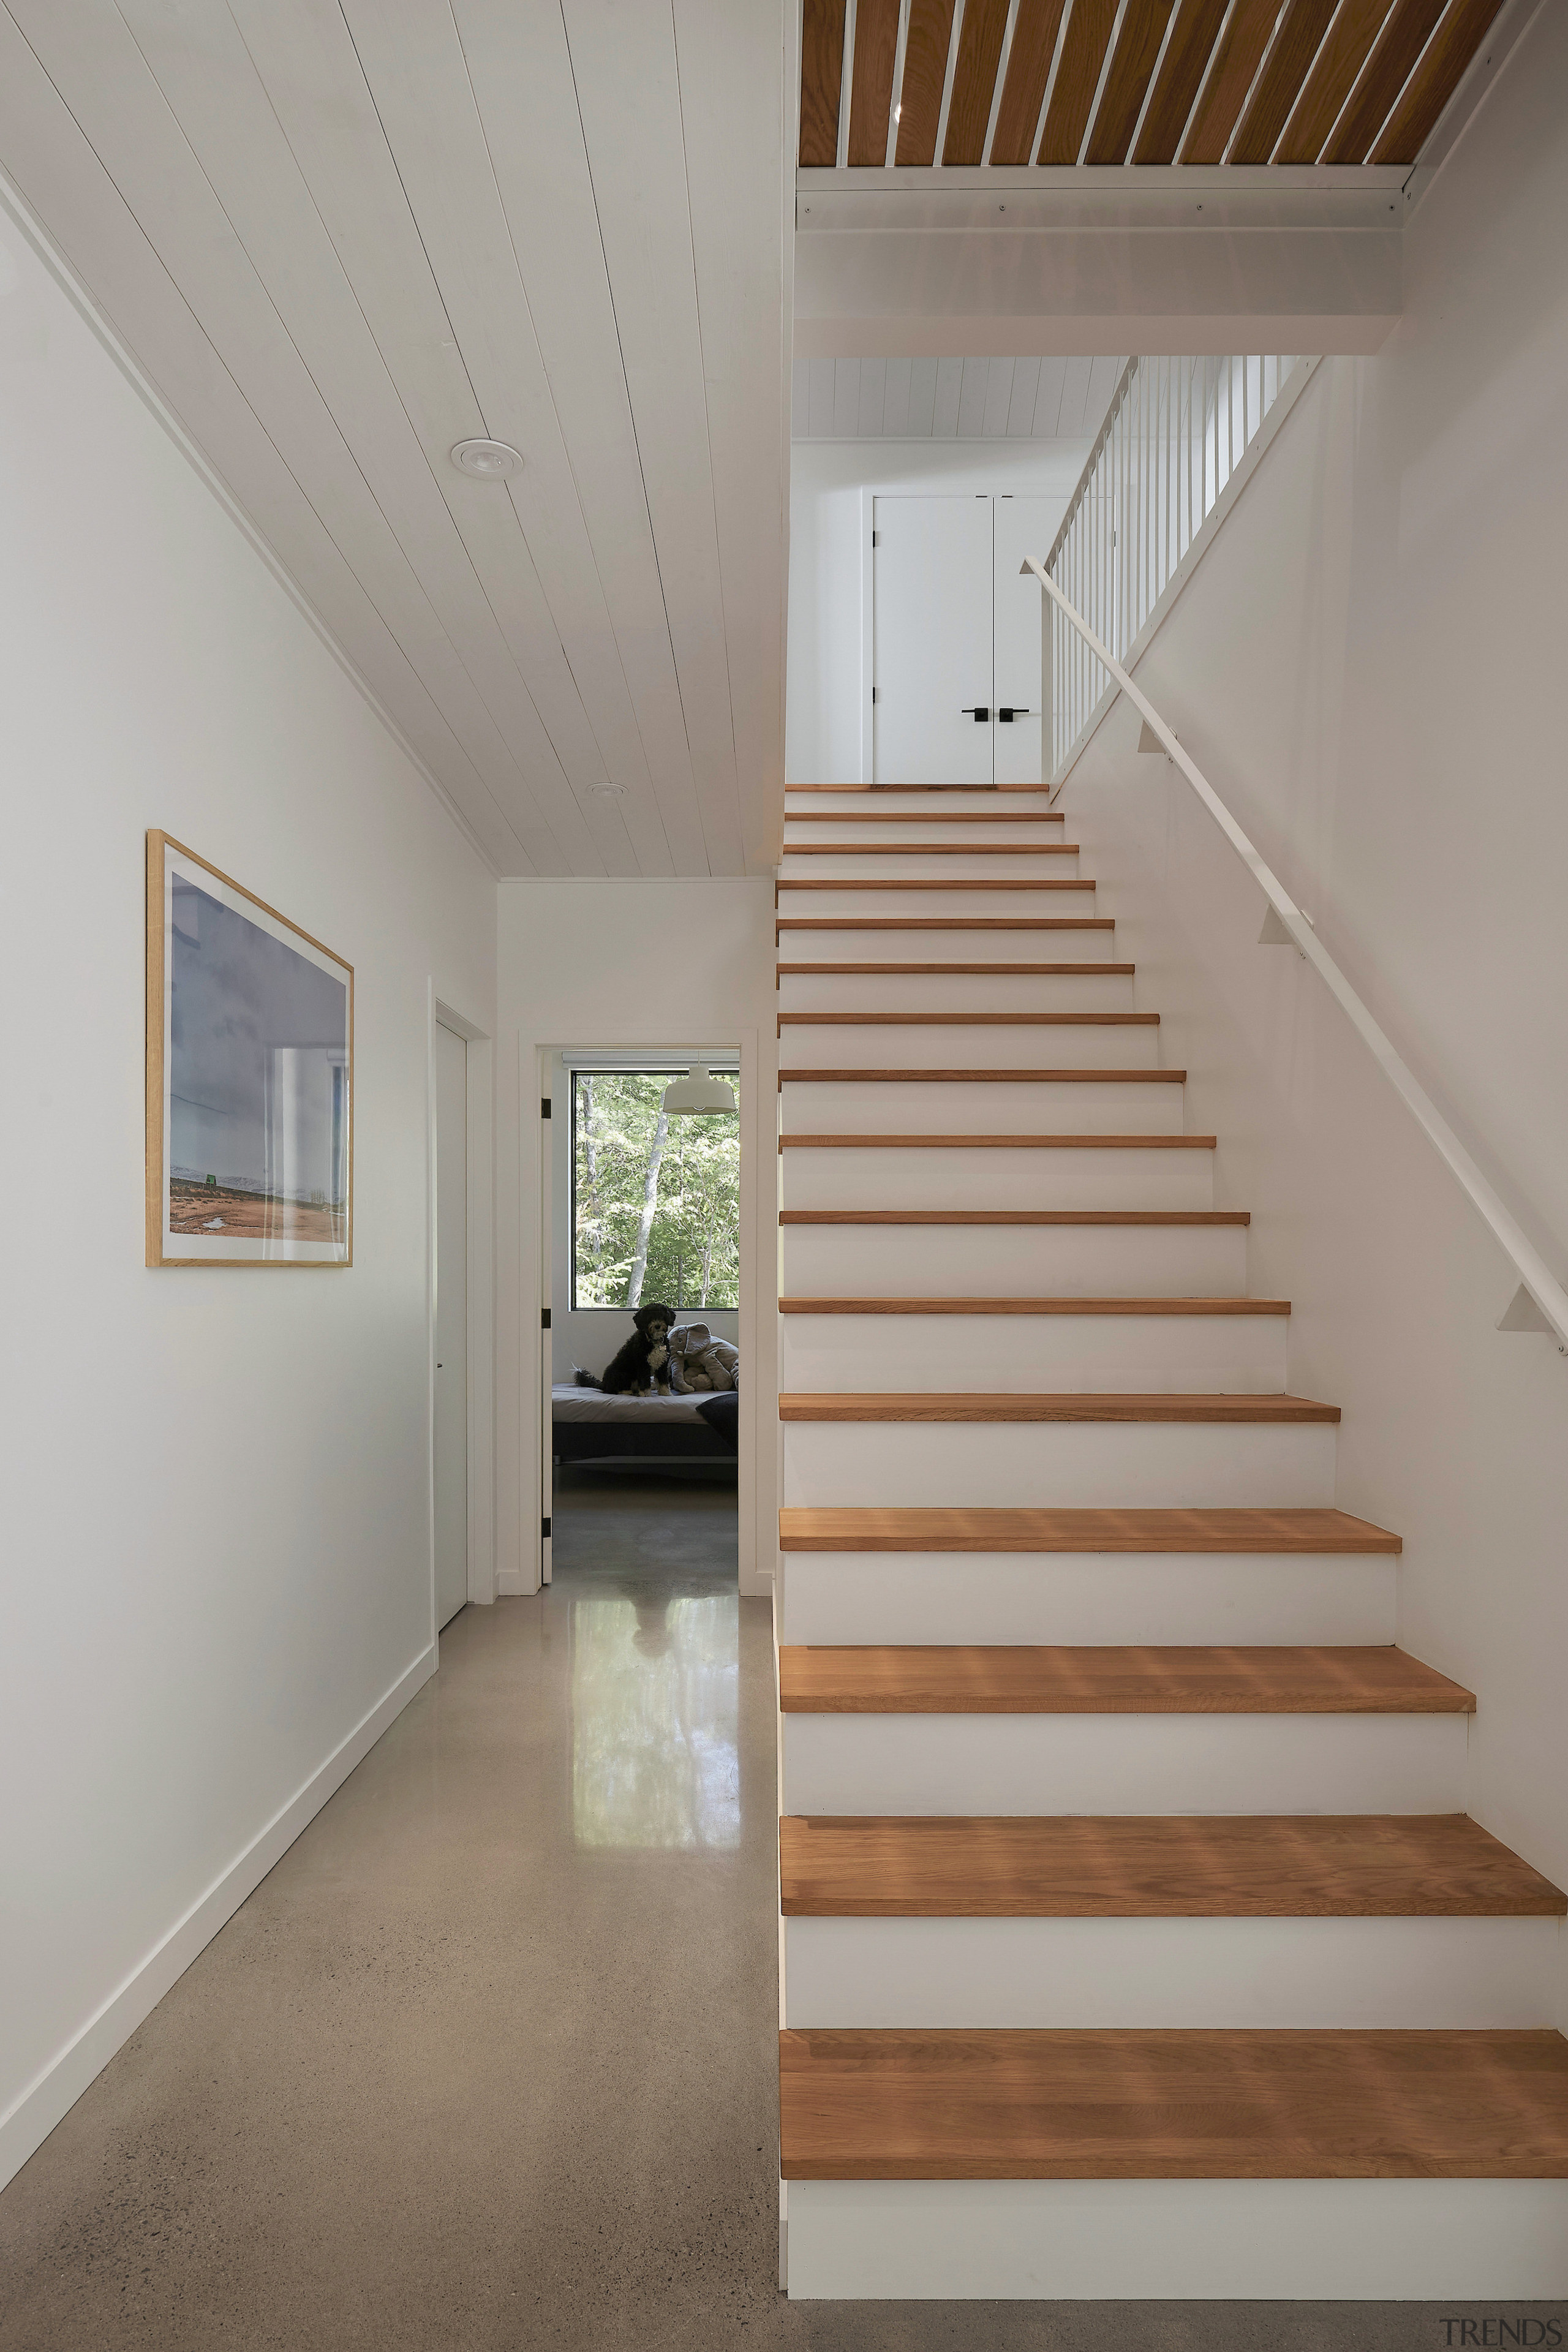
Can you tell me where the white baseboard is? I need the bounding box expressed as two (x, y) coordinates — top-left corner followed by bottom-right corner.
(0, 1644), (437, 2193)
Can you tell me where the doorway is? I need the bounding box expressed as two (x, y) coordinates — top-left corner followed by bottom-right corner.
(870, 492), (1057, 786)
(540, 1048), (743, 1847)
(434, 1019), (468, 1630)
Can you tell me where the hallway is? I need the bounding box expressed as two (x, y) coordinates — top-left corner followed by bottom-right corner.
(0, 1485), (1545, 2348)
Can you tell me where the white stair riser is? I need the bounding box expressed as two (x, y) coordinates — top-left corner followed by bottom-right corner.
(782, 1420), (1338, 1509)
(785, 820), (1066, 845)
(779, 1022), (1161, 1071)
(780, 1144), (1215, 1212)
(778, 1219), (1248, 1297)
(778, 852), (1080, 881)
(782, 1916), (1562, 2030)
(776, 1551), (1398, 1647)
(784, 793), (1063, 816)
(777, 970), (1131, 1012)
(778, 887), (1096, 919)
(780, 1313), (1287, 1396)
(782, 2179), (1568, 2300)
(780, 1079), (1184, 1136)
(779, 1711), (1468, 1817)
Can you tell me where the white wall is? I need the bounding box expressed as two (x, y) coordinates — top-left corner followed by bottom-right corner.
(497, 881), (778, 1595)
(0, 200), (496, 2186)
(786, 439), (1091, 782)
(548, 1068), (740, 1382)
(1058, 2), (1568, 1942)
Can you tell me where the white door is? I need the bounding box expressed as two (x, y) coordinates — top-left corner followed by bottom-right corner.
(434, 1022), (468, 1629)
(991, 496), (1055, 786)
(872, 496), (993, 783)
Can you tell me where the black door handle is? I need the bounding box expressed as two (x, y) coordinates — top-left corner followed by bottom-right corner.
(997, 707), (1031, 722)
(960, 706), (990, 722)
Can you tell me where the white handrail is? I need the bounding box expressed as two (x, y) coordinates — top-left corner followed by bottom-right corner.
(1022, 554), (1568, 1354)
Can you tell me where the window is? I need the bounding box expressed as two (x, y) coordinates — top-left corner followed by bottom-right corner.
(570, 1069), (741, 1311)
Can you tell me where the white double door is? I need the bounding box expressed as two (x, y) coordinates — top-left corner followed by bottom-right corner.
(872, 494), (1054, 786)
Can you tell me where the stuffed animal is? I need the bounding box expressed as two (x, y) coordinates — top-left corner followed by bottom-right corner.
(668, 1322), (739, 1392)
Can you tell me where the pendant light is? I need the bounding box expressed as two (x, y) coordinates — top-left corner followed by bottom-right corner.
(660, 1064), (736, 1115)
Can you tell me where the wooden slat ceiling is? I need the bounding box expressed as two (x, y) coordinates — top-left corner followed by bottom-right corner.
(0, 0), (788, 882)
(799, 0), (1505, 169)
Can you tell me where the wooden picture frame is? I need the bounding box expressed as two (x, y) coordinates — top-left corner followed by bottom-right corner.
(146, 831), (354, 1267)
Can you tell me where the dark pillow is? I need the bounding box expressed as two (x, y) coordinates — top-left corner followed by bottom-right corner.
(693, 1390), (739, 1450)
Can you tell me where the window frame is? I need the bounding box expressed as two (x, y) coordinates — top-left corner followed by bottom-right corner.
(567, 1065), (742, 1314)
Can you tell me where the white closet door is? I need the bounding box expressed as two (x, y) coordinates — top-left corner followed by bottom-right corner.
(434, 1021), (469, 1630)
(992, 496), (1058, 786)
(872, 496), (993, 783)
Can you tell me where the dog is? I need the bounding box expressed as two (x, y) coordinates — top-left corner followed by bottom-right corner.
(573, 1302), (686, 1397)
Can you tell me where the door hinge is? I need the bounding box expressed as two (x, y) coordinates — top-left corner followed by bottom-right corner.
(871, 529), (880, 546)
(541, 1515), (551, 1539)
(871, 686), (879, 703)
(541, 1096), (552, 1118)
(541, 1308), (552, 1329)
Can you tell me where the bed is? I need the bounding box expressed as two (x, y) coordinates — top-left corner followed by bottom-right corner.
(551, 1382), (738, 1464)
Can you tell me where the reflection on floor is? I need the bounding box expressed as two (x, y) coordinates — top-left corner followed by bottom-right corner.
(557, 1466), (741, 1851)
(0, 1466), (1493, 2349)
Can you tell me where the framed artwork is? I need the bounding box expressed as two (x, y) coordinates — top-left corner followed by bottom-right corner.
(145, 832), (353, 1267)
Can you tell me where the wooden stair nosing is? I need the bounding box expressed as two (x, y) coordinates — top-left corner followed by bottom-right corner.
(777, 1297), (1289, 1317)
(780, 1133), (1218, 1150)
(779, 1210), (1252, 1226)
(775, 1506), (1402, 1553)
(778, 1066), (1186, 1085)
(778, 1814), (1568, 1918)
(777, 1643), (1475, 1716)
(784, 812), (1068, 826)
(777, 1011), (1159, 1027)
(779, 842), (1081, 856)
(775, 918), (1118, 931)
(780, 790), (1053, 799)
(776, 879), (1095, 893)
(778, 2027), (1568, 2179)
(777, 962), (1129, 977)
(777, 1391), (1339, 1423)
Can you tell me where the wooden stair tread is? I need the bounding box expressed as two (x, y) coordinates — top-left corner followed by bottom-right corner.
(775, 918), (1118, 932)
(785, 782), (1054, 794)
(780, 1211), (1251, 1226)
(777, 1506), (1401, 1553)
(777, 1645), (1474, 1716)
(777, 879), (1093, 892)
(778, 2028), (1568, 2179)
(777, 962), (1128, 975)
(778, 1297), (1289, 1316)
(778, 1815), (1567, 1918)
(779, 1067), (1184, 1084)
(778, 1392), (1338, 1422)
(785, 812), (1067, 825)
(778, 1011), (1159, 1024)
(780, 842), (1081, 856)
(780, 1134), (1217, 1150)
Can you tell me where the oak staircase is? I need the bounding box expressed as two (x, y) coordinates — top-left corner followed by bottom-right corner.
(773, 782), (1568, 2301)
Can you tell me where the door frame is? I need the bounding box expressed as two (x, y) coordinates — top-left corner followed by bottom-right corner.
(533, 1032), (761, 1596)
(428, 985), (496, 1630)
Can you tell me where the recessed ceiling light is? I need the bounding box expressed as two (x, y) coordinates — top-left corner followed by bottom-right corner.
(450, 437), (522, 479)
(589, 782), (625, 797)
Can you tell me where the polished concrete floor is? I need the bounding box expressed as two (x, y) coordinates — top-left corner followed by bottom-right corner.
(1, 1468), (1558, 2350)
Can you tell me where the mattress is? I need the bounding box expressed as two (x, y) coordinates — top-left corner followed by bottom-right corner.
(551, 1382), (734, 1460)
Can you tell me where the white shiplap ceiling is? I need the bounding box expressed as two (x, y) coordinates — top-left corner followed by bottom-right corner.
(0, 1), (789, 878)
(793, 353), (1126, 439)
